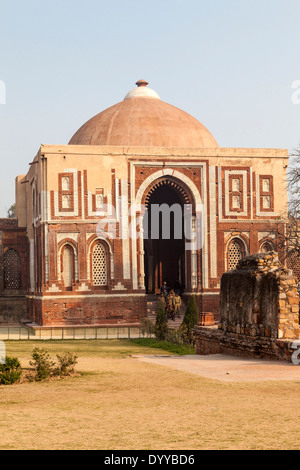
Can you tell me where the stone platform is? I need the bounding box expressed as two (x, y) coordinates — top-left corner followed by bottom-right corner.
(193, 325), (299, 362)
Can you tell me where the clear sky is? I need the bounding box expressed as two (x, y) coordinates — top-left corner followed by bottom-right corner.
(0, 0), (300, 217)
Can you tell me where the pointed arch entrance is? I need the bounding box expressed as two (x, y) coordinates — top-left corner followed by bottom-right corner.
(137, 172), (203, 295)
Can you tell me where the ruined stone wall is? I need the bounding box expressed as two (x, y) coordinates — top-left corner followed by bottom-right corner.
(219, 252), (299, 340)
(194, 252), (300, 362)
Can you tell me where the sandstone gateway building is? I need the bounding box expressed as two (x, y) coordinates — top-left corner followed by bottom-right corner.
(0, 80), (289, 327)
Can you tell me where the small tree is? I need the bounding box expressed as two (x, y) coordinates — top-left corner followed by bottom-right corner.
(30, 347), (56, 381)
(155, 300), (168, 341)
(7, 203), (16, 219)
(180, 295), (199, 345)
(272, 144), (300, 270)
(56, 352), (78, 376)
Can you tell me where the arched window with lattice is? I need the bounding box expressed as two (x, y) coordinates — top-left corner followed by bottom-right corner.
(227, 239), (245, 271)
(92, 242), (108, 287)
(4, 249), (21, 289)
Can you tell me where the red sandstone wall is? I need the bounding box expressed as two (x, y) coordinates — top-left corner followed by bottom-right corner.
(27, 295), (147, 327)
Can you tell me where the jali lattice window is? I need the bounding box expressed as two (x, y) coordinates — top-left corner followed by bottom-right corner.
(4, 249), (21, 289)
(92, 243), (107, 286)
(287, 251), (300, 282)
(228, 239), (245, 271)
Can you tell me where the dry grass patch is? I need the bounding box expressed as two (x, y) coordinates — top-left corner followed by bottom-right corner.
(0, 340), (299, 450)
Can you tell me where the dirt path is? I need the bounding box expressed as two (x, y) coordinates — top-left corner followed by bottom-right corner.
(133, 354), (300, 382)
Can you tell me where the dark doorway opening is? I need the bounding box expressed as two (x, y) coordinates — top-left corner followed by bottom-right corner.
(144, 180), (187, 294)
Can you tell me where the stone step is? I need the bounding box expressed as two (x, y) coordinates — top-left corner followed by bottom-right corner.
(146, 295), (185, 330)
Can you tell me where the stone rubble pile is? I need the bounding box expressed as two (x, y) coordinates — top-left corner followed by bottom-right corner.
(236, 251), (290, 276)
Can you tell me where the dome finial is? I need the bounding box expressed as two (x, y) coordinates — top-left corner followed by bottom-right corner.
(136, 79), (149, 87)
(124, 81), (161, 100)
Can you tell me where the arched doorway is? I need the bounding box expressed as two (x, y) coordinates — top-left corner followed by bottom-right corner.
(143, 177), (194, 294)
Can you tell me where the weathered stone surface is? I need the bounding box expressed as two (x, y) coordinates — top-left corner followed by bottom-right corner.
(194, 252), (300, 362)
(194, 326), (298, 362)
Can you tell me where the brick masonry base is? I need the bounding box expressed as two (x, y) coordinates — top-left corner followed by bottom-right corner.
(194, 326), (299, 362)
(0, 295), (27, 324)
(27, 295), (147, 327)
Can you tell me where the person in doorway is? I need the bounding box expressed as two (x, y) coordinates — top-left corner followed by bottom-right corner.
(166, 290), (175, 320)
(173, 292), (182, 318)
(160, 281), (169, 300)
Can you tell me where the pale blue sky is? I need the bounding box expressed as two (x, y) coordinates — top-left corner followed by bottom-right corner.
(0, 0), (300, 216)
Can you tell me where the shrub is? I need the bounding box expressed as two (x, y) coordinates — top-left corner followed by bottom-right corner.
(165, 328), (184, 345)
(56, 351), (78, 376)
(0, 357), (22, 385)
(165, 325), (195, 352)
(140, 318), (156, 337)
(30, 347), (56, 381)
(155, 300), (168, 341)
(179, 323), (195, 347)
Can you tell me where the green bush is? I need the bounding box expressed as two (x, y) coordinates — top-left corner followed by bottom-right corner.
(155, 300), (168, 340)
(166, 326), (195, 352)
(30, 347), (79, 381)
(140, 318), (156, 337)
(0, 357), (22, 385)
(30, 347), (56, 381)
(56, 351), (78, 376)
(165, 328), (184, 345)
(178, 323), (195, 347)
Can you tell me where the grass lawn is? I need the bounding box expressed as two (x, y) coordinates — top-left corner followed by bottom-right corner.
(131, 338), (195, 355)
(0, 339), (299, 450)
